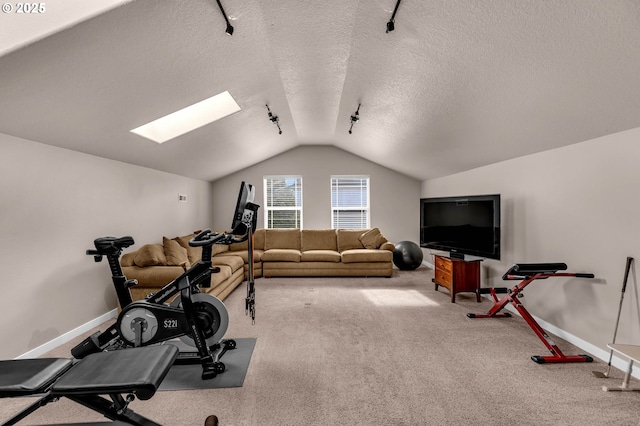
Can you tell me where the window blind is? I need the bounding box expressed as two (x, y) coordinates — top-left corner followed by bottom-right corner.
(331, 176), (369, 229)
(264, 176), (302, 228)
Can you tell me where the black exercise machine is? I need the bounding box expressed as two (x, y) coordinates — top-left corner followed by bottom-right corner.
(467, 263), (595, 364)
(0, 345), (179, 426)
(72, 182), (259, 380)
(72, 230), (236, 380)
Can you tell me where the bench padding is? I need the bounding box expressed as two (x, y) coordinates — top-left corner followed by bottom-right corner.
(0, 358), (73, 397)
(52, 345), (178, 400)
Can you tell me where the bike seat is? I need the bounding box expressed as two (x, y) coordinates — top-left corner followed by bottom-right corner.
(93, 236), (135, 253)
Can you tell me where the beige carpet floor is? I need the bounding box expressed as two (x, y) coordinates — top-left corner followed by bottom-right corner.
(2, 267), (640, 425)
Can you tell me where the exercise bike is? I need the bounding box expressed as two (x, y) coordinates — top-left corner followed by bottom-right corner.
(72, 183), (259, 380)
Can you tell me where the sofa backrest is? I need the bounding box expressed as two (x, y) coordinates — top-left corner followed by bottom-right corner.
(336, 229), (367, 252)
(264, 229), (301, 250)
(301, 229), (337, 252)
(229, 228), (265, 251)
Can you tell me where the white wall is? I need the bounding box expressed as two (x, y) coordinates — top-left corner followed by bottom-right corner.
(209, 145), (421, 245)
(0, 133), (212, 359)
(422, 127), (640, 356)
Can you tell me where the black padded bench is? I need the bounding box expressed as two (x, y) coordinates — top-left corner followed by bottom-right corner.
(467, 262), (594, 364)
(0, 345), (178, 426)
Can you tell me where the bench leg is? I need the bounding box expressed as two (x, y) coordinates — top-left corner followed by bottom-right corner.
(2, 394), (55, 426)
(67, 394), (162, 426)
(603, 360), (640, 392)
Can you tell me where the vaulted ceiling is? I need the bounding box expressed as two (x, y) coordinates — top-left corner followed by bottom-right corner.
(1, 0), (639, 182)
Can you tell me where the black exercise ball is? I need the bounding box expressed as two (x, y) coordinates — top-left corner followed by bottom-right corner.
(393, 241), (424, 270)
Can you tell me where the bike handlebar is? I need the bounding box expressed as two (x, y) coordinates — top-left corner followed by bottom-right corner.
(189, 228), (251, 247)
(189, 229), (223, 247)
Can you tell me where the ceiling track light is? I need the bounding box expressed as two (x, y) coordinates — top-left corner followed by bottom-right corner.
(386, 0), (402, 33)
(266, 104), (282, 134)
(348, 103), (361, 134)
(215, 0), (234, 36)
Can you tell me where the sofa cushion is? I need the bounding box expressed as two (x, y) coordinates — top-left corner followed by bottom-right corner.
(210, 264), (232, 285)
(133, 244), (166, 267)
(301, 229), (337, 252)
(212, 243), (229, 256)
(173, 232), (202, 265)
(261, 249), (301, 262)
(163, 237), (190, 267)
(341, 249), (393, 263)
(122, 265), (183, 288)
(229, 228), (265, 252)
(216, 249), (263, 263)
(212, 255), (244, 272)
(358, 228), (384, 249)
(336, 229), (366, 252)
(300, 250), (341, 262)
(253, 228), (266, 250)
(265, 229), (301, 250)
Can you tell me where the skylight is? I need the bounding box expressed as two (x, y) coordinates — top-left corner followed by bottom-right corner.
(130, 91), (241, 143)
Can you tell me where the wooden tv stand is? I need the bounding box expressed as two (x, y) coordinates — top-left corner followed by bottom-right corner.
(433, 255), (481, 303)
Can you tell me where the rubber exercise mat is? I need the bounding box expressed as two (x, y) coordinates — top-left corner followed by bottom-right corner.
(158, 338), (256, 391)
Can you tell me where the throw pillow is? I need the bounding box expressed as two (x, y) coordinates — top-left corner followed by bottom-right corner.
(163, 237), (190, 267)
(133, 244), (166, 267)
(121, 252), (135, 267)
(376, 233), (389, 248)
(173, 231), (203, 264)
(359, 228), (382, 249)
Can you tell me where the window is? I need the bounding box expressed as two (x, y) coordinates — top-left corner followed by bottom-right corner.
(264, 176), (303, 229)
(331, 176), (370, 229)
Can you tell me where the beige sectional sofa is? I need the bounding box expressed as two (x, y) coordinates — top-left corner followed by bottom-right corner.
(120, 228), (394, 303)
(259, 228), (394, 277)
(120, 232), (247, 303)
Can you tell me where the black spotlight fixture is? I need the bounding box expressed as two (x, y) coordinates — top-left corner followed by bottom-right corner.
(386, 0), (402, 33)
(215, 0), (234, 36)
(266, 104), (282, 134)
(348, 103), (361, 134)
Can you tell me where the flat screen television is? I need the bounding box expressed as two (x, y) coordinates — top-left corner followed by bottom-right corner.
(231, 181), (257, 234)
(420, 194), (501, 260)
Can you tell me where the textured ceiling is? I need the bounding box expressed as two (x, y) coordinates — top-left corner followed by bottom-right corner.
(1, 0), (639, 182)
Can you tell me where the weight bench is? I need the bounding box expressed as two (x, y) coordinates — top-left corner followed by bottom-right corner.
(467, 263), (595, 364)
(0, 345), (178, 426)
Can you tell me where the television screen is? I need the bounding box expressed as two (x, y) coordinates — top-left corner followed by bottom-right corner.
(231, 181), (257, 234)
(420, 194), (501, 260)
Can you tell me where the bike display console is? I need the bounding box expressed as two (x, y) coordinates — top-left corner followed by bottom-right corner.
(432, 255), (481, 303)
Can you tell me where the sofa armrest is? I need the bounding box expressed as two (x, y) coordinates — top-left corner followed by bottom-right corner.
(380, 242), (395, 252)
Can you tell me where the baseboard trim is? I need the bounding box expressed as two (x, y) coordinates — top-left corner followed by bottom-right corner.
(500, 302), (638, 379)
(17, 309), (117, 359)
